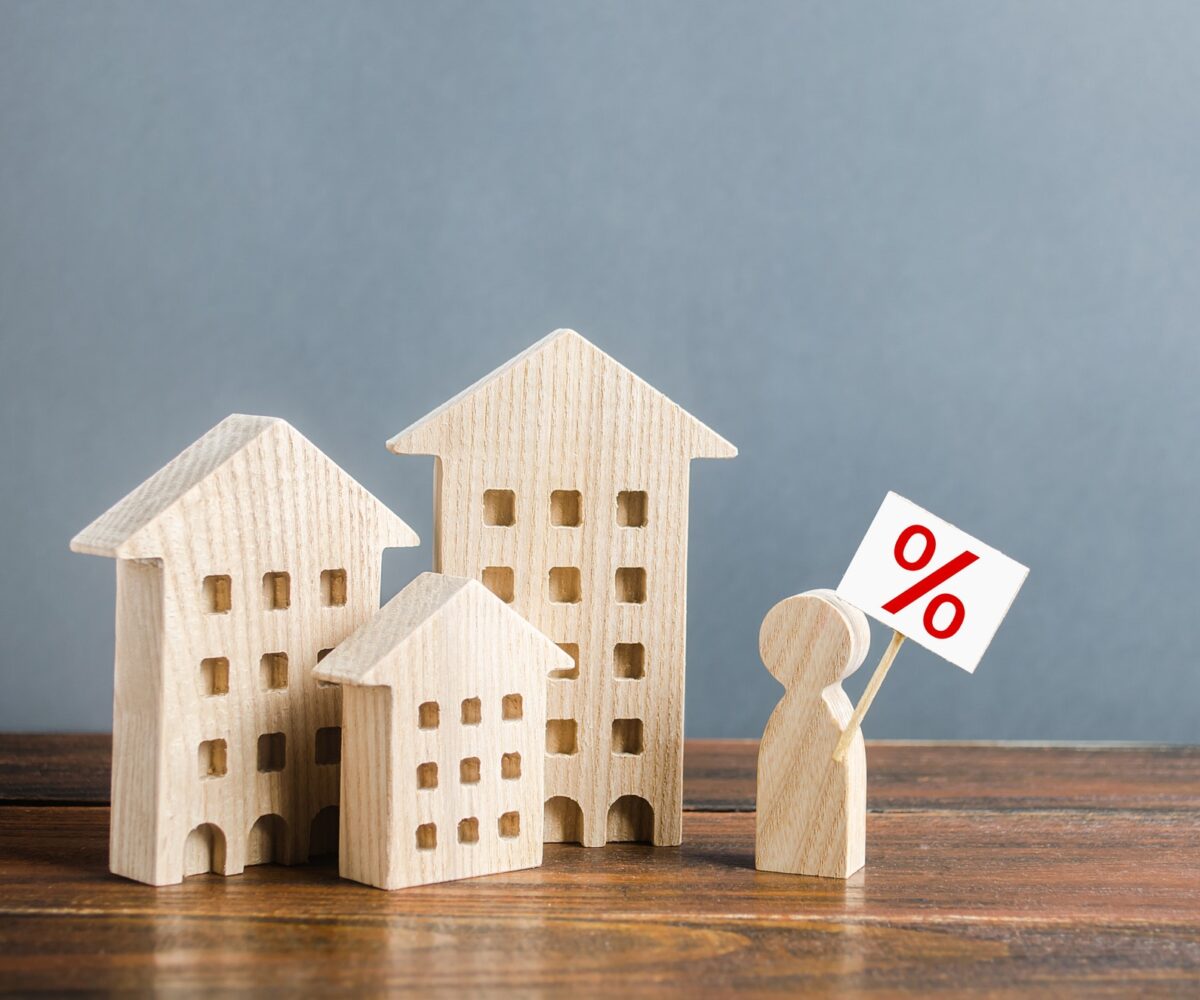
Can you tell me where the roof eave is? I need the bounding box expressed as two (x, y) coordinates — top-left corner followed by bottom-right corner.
(311, 667), (380, 688)
(378, 512), (420, 549)
(691, 428), (739, 460)
(385, 424), (434, 457)
(69, 529), (161, 561)
(68, 535), (119, 560)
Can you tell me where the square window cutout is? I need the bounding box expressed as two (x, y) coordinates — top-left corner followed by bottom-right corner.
(257, 732), (286, 772)
(617, 491), (648, 528)
(262, 572), (290, 610)
(200, 657), (229, 697)
(502, 693), (523, 720)
(550, 490), (582, 527)
(203, 575), (231, 614)
(483, 489), (516, 526)
(315, 727), (341, 765)
(502, 752), (522, 780)
(460, 757), (481, 784)
(552, 643), (580, 680)
(416, 823), (437, 850)
(461, 697), (482, 725)
(321, 569), (347, 607)
(482, 567), (515, 603)
(458, 817), (480, 844)
(546, 719), (578, 755)
(549, 567), (582, 604)
(418, 701), (440, 729)
(260, 652), (288, 691)
(498, 811), (520, 839)
(417, 762), (438, 789)
(198, 739), (227, 779)
(614, 643), (645, 679)
(612, 718), (644, 755)
(615, 568), (647, 604)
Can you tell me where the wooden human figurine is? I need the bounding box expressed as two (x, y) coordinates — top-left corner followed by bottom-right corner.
(755, 589), (871, 878)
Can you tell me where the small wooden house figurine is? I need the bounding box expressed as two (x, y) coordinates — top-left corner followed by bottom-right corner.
(314, 572), (571, 889)
(388, 330), (736, 847)
(71, 414), (418, 885)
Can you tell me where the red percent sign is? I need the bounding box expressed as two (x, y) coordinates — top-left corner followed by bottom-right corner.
(883, 525), (979, 639)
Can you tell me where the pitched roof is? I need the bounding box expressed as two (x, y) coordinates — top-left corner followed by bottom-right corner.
(71, 414), (418, 559)
(386, 328), (737, 460)
(313, 572), (571, 687)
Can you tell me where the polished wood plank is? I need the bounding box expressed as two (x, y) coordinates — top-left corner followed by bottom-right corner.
(683, 739), (1200, 812)
(0, 805), (1197, 994)
(8, 734), (1200, 814)
(0, 732), (111, 803)
(2, 910), (1196, 996)
(2, 738), (1199, 995)
(3, 806), (1198, 922)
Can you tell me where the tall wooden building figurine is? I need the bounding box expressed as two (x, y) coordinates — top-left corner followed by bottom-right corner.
(71, 414), (418, 885)
(388, 329), (736, 846)
(315, 572), (571, 889)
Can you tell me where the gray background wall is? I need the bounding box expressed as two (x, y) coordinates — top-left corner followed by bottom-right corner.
(2, 2), (1197, 739)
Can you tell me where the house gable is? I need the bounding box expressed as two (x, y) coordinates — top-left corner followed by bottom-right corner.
(314, 572), (572, 688)
(386, 329), (736, 462)
(71, 414), (418, 561)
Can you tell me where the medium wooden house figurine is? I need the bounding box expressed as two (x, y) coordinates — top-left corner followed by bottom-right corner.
(71, 414), (418, 885)
(388, 329), (736, 847)
(314, 572), (570, 889)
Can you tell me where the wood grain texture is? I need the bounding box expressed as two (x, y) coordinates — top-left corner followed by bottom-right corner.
(0, 797), (1197, 995)
(0, 733), (112, 803)
(685, 740), (1200, 813)
(1, 909), (1196, 997)
(69, 415), (418, 884)
(7, 734), (1200, 813)
(756, 590), (871, 878)
(3, 806), (1197, 922)
(388, 329), (736, 847)
(315, 573), (570, 889)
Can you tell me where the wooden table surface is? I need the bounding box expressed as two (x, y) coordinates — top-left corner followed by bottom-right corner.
(1, 735), (1198, 995)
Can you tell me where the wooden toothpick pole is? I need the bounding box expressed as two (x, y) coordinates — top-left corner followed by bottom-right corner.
(832, 630), (905, 762)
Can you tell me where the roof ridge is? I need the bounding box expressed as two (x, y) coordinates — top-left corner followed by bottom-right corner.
(314, 572), (571, 686)
(71, 415), (417, 559)
(386, 329), (573, 450)
(70, 414), (280, 558)
(386, 329), (736, 459)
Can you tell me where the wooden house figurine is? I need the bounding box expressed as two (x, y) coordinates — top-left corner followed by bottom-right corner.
(387, 329), (736, 847)
(314, 572), (570, 889)
(71, 414), (418, 885)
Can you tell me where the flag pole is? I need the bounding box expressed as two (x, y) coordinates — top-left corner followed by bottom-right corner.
(832, 630), (905, 762)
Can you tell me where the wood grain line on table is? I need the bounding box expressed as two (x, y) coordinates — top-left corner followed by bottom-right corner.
(2, 906), (1197, 933)
(1, 911), (1194, 996)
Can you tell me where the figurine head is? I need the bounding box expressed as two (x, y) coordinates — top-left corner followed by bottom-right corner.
(759, 589), (870, 691)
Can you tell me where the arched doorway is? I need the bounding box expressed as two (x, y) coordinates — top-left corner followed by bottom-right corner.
(309, 805), (339, 860)
(247, 814), (287, 866)
(607, 795), (653, 843)
(544, 796), (584, 844)
(183, 823), (227, 877)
